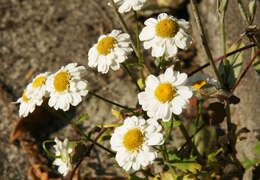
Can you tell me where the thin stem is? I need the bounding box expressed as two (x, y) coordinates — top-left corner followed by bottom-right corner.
(188, 43), (256, 76)
(190, 0), (223, 87)
(179, 123), (203, 162)
(134, 11), (142, 65)
(232, 49), (260, 92)
(134, 11), (145, 87)
(89, 91), (135, 110)
(43, 105), (116, 155)
(109, 0), (138, 56)
(236, 0), (250, 25)
(42, 140), (57, 158)
(122, 63), (141, 91)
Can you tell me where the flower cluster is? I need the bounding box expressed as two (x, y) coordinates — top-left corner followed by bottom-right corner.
(16, 63), (88, 117)
(16, 3), (221, 176)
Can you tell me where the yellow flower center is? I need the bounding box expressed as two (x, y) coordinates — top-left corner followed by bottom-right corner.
(60, 152), (67, 163)
(155, 83), (176, 103)
(53, 71), (70, 92)
(32, 76), (47, 88)
(96, 36), (117, 55)
(22, 90), (30, 102)
(123, 128), (144, 152)
(193, 80), (207, 90)
(156, 19), (179, 38)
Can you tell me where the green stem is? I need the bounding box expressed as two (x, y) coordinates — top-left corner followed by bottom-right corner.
(236, 0), (250, 24)
(134, 11), (145, 87)
(190, 0), (224, 88)
(122, 63), (141, 91)
(179, 123), (203, 162)
(89, 91), (135, 111)
(42, 139), (57, 158)
(43, 105), (116, 155)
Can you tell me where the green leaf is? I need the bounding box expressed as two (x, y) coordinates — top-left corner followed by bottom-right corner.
(168, 150), (181, 161)
(161, 119), (172, 141)
(242, 157), (259, 170)
(173, 120), (182, 128)
(171, 161), (202, 173)
(253, 141), (260, 154)
(97, 135), (111, 143)
(218, 42), (245, 89)
(76, 114), (88, 124)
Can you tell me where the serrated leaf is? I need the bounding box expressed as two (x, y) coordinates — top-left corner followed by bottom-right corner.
(171, 162), (202, 173)
(76, 114), (88, 124)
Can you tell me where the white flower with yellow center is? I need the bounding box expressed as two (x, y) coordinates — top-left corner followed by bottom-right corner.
(113, 0), (147, 13)
(16, 87), (43, 117)
(47, 63), (88, 111)
(138, 67), (192, 122)
(88, 30), (133, 74)
(53, 137), (73, 176)
(139, 13), (192, 59)
(26, 72), (50, 99)
(110, 116), (164, 171)
(187, 74), (218, 92)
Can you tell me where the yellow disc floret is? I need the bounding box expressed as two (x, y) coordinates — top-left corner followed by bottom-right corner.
(156, 19), (179, 38)
(22, 90), (30, 102)
(155, 83), (176, 103)
(123, 128), (144, 152)
(32, 76), (47, 88)
(54, 71), (70, 92)
(193, 80), (207, 90)
(97, 36), (117, 55)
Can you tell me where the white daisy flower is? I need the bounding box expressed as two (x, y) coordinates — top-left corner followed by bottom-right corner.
(53, 137), (73, 176)
(139, 13), (192, 59)
(16, 86), (43, 117)
(113, 0), (147, 13)
(47, 63), (88, 111)
(88, 30), (133, 74)
(187, 74), (219, 92)
(26, 72), (50, 99)
(110, 116), (164, 171)
(138, 67), (192, 122)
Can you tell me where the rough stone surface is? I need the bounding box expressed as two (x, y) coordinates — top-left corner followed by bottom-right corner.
(188, 0), (260, 179)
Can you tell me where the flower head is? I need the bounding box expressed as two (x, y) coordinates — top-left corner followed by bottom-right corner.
(138, 67), (192, 121)
(26, 72), (50, 99)
(53, 138), (73, 176)
(114, 0), (147, 13)
(110, 116), (164, 171)
(88, 30), (132, 74)
(47, 63), (88, 111)
(139, 13), (192, 59)
(187, 74), (218, 92)
(16, 87), (43, 118)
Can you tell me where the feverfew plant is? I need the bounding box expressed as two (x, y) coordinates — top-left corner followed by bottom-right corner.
(14, 0), (260, 179)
